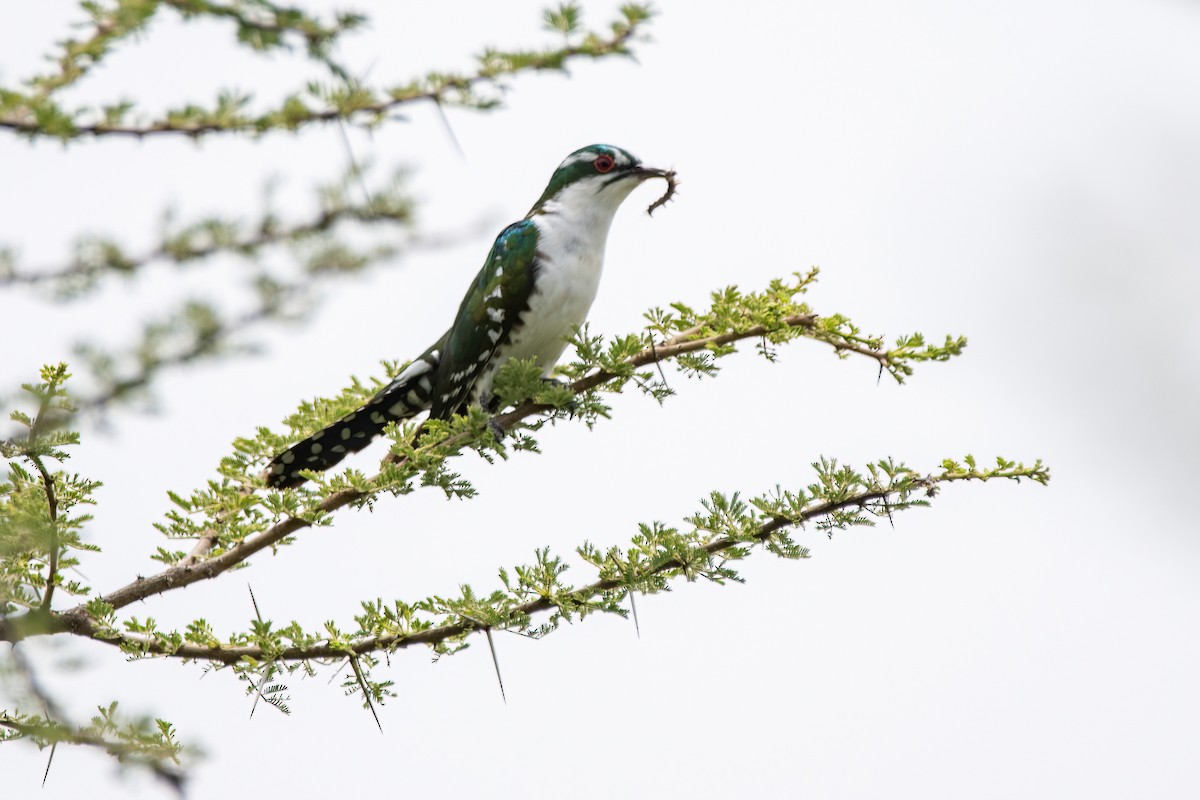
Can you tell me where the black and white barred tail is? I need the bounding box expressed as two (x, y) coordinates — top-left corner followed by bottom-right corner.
(264, 348), (442, 488)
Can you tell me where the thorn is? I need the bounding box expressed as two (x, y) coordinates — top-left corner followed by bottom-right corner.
(484, 627), (506, 704)
(337, 118), (375, 210)
(349, 656), (383, 733)
(247, 583), (262, 622)
(41, 739), (56, 787)
(327, 47), (379, 211)
(432, 98), (466, 161)
(245, 585), (275, 719)
(649, 339), (670, 396)
(358, 57), (379, 85)
(876, 361), (884, 386)
(247, 585), (262, 718)
(247, 668), (271, 720)
(629, 589), (641, 639)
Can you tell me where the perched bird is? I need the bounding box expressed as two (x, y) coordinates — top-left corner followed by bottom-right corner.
(265, 144), (673, 488)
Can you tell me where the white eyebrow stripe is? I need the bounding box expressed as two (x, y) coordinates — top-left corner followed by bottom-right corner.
(563, 151), (595, 167)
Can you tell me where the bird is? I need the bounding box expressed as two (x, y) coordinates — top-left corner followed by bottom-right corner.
(264, 144), (673, 488)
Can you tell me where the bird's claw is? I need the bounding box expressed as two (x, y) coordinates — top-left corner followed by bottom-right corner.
(540, 377), (579, 418)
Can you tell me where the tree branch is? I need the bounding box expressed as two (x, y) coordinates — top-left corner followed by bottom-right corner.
(2, 644), (184, 790)
(0, 9), (647, 141)
(0, 291), (992, 680)
(0, 712), (184, 792)
(13, 316), (815, 641)
(0, 199), (410, 293)
(0, 310), (968, 655)
(31, 458), (58, 612)
(47, 462), (1045, 664)
(26, 388), (62, 612)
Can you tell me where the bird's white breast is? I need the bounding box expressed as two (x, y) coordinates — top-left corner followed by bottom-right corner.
(474, 175), (642, 400)
(512, 210), (607, 367)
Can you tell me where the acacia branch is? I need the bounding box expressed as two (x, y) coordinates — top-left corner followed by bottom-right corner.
(76, 303), (276, 417)
(0, 712), (184, 792)
(48, 469), (981, 664)
(22, 3), (160, 98)
(160, 0), (360, 53)
(0, 17), (643, 140)
(0, 309), (975, 663)
(7, 642), (66, 721)
(0, 202), (408, 291)
(20, 1), (354, 100)
(32, 458), (58, 612)
(6, 222), (494, 420)
(27, 316), (817, 635)
(2, 644), (184, 789)
(25, 388), (62, 612)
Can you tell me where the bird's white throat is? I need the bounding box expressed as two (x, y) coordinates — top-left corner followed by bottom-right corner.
(480, 175), (644, 394)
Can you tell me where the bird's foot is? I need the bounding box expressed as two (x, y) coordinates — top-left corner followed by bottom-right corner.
(539, 377), (579, 417)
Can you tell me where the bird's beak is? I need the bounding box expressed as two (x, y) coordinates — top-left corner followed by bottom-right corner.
(628, 164), (671, 181)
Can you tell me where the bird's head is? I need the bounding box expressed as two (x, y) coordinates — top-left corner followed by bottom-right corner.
(528, 144), (671, 218)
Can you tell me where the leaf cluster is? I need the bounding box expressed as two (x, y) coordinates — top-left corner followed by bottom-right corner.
(0, 365), (100, 617)
(137, 271), (970, 552)
(2, 166), (417, 418)
(0, 703), (183, 787)
(1, 368), (184, 781)
(0, 2), (655, 140)
(28, 450), (1049, 694)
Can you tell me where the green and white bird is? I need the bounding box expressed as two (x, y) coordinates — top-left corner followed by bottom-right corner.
(265, 144), (673, 488)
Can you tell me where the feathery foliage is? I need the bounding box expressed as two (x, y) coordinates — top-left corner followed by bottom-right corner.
(1, 276), (1047, 779)
(0, 1), (652, 140)
(0, 1), (1047, 789)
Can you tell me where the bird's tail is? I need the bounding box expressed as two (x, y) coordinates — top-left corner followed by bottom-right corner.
(264, 347), (443, 488)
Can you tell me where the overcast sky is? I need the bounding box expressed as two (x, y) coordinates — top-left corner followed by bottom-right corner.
(2, 1), (1199, 797)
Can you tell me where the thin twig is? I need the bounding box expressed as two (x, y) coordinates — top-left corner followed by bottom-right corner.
(9, 643), (65, 720)
(28, 385), (61, 612)
(1, 204), (403, 290)
(32, 459), (59, 612)
(8, 643), (62, 786)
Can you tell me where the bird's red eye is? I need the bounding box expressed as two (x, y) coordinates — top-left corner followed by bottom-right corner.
(593, 155), (616, 173)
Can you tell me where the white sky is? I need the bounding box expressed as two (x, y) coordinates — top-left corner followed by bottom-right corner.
(2, 1), (1199, 797)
